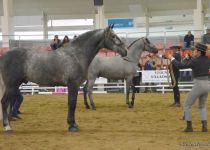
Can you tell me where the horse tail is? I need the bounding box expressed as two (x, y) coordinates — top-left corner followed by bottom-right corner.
(0, 72), (5, 121)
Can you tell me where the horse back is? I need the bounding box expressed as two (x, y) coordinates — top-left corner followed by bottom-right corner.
(88, 55), (136, 80)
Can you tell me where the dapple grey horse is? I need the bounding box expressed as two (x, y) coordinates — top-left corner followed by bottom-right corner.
(0, 26), (127, 132)
(83, 37), (158, 110)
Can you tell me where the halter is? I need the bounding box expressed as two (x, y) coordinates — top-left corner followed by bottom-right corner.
(128, 37), (149, 51)
(104, 28), (124, 47)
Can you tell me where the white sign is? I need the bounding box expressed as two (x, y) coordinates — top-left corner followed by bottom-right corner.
(142, 70), (171, 83)
(95, 77), (108, 84)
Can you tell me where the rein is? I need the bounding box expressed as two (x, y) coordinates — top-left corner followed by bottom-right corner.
(123, 37), (147, 63)
(123, 56), (136, 63)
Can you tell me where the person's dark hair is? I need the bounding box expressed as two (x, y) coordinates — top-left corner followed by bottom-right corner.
(201, 51), (206, 56)
(61, 35), (70, 47)
(63, 35), (70, 43)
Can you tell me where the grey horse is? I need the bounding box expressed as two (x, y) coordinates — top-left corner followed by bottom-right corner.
(83, 37), (158, 110)
(0, 25), (127, 132)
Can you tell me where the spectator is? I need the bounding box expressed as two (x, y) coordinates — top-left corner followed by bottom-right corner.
(50, 35), (61, 50)
(182, 53), (192, 81)
(144, 54), (156, 92)
(184, 31), (194, 48)
(9, 89), (24, 121)
(73, 35), (78, 39)
(202, 28), (210, 44)
(169, 46), (182, 107)
(61, 35), (70, 47)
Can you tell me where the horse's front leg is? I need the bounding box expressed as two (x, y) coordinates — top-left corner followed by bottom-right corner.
(83, 81), (90, 109)
(67, 82), (79, 132)
(87, 79), (96, 110)
(131, 85), (136, 108)
(126, 79), (133, 108)
(88, 92), (96, 110)
(125, 85), (130, 107)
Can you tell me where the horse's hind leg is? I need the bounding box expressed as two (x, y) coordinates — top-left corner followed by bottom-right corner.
(83, 81), (90, 109)
(1, 91), (15, 132)
(0, 74), (12, 132)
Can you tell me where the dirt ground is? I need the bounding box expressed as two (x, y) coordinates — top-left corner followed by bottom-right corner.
(0, 93), (210, 150)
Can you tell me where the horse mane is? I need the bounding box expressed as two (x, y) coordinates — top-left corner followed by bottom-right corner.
(127, 37), (144, 49)
(71, 29), (102, 46)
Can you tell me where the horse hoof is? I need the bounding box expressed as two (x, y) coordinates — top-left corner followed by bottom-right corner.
(68, 126), (80, 132)
(4, 130), (13, 134)
(92, 107), (96, 110)
(128, 104), (134, 108)
(86, 106), (90, 109)
(69, 123), (79, 132)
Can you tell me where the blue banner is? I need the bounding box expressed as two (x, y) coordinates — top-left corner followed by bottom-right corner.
(108, 19), (134, 28)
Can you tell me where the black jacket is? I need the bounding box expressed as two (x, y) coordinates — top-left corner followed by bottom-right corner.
(172, 56), (210, 78)
(172, 52), (181, 78)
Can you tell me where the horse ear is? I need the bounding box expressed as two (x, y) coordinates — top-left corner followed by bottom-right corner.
(145, 37), (151, 44)
(108, 24), (114, 29)
(111, 24), (114, 29)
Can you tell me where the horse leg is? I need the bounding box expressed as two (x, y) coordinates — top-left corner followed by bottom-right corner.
(131, 85), (136, 108)
(87, 79), (96, 110)
(67, 82), (79, 132)
(126, 78), (133, 108)
(2, 95), (12, 132)
(83, 81), (90, 109)
(2, 88), (16, 132)
(125, 85), (130, 107)
(0, 73), (5, 122)
(88, 92), (96, 110)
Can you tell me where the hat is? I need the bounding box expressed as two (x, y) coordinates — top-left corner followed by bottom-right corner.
(195, 43), (207, 52)
(170, 46), (181, 50)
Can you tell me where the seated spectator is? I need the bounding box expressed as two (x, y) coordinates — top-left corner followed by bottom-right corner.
(50, 35), (61, 50)
(61, 35), (70, 47)
(184, 31), (194, 48)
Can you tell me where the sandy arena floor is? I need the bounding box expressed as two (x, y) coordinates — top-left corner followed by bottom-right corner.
(0, 93), (210, 150)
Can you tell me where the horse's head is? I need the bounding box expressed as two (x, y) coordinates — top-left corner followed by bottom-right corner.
(142, 37), (158, 54)
(103, 25), (127, 57)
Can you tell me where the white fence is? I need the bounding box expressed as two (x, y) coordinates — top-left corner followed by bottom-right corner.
(19, 69), (199, 95)
(19, 81), (195, 95)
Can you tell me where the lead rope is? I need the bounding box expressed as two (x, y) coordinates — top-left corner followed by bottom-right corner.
(166, 59), (176, 88)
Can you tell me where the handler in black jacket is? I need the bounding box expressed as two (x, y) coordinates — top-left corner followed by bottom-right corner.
(169, 46), (182, 107)
(168, 43), (210, 132)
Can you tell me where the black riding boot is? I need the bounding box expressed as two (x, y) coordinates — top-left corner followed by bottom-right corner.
(184, 121), (193, 132)
(201, 120), (208, 132)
